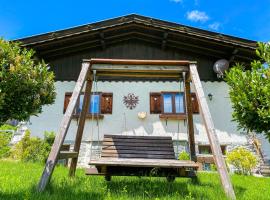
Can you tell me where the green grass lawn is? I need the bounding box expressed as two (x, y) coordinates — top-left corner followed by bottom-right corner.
(0, 160), (270, 200)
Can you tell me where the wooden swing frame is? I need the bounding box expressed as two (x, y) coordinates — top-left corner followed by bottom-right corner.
(37, 58), (236, 199)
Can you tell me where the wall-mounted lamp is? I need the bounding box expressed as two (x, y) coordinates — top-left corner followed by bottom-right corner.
(208, 93), (213, 101)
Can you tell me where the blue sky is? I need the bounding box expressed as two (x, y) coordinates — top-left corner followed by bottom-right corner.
(0, 0), (270, 41)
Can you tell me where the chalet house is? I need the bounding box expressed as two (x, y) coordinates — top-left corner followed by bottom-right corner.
(18, 14), (262, 169)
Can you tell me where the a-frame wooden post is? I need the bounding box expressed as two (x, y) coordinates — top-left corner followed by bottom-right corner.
(69, 74), (93, 176)
(37, 62), (90, 192)
(189, 63), (236, 200)
(184, 72), (196, 161)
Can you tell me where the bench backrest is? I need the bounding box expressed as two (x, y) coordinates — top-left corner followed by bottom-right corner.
(101, 135), (175, 159)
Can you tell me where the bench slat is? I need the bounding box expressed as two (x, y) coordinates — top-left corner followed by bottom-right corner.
(104, 135), (172, 140)
(101, 153), (175, 159)
(102, 149), (174, 155)
(90, 158), (198, 168)
(102, 141), (173, 147)
(102, 146), (174, 151)
(103, 138), (172, 144)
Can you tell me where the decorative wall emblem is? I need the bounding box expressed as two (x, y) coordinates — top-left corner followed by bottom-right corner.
(123, 93), (139, 110)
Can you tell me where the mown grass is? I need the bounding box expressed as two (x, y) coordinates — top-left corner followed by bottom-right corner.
(0, 160), (270, 200)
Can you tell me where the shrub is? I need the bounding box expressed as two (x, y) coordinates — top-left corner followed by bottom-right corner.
(0, 124), (16, 158)
(44, 131), (55, 146)
(225, 42), (270, 139)
(210, 164), (217, 171)
(226, 147), (258, 175)
(0, 38), (56, 124)
(11, 130), (54, 162)
(178, 151), (190, 160)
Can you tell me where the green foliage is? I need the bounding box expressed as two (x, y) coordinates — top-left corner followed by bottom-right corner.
(0, 124), (16, 158)
(210, 164), (217, 171)
(0, 38), (56, 124)
(11, 130), (54, 162)
(226, 147), (258, 175)
(44, 131), (55, 146)
(178, 151), (190, 160)
(225, 42), (270, 138)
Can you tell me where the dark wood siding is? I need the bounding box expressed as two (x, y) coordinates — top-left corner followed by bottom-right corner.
(46, 39), (218, 81)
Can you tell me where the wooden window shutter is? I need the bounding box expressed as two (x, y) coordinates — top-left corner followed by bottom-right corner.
(101, 93), (113, 114)
(63, 92), (72, 114)
(191, 93), (199, 114)
(150, 93), (162, 114)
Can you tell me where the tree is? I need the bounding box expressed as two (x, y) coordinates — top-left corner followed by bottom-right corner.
(0, 38), (56, 124)
(225, 42), (270, 139)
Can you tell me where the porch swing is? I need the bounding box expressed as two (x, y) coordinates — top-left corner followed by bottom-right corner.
(86, 70), (197, 181)
(37, 59), (235, 199)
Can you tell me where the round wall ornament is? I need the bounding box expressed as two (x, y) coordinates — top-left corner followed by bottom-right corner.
(123, 93), (139, 110)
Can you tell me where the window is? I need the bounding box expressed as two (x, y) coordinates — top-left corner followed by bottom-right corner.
(162, 92), (185, 114)
(63, 92), (113, 118)
(198, 145), (226, 155)
(150, 92), (199, 119)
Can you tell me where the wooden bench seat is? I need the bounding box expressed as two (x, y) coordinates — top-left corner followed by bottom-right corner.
(86, 135), (198, 181)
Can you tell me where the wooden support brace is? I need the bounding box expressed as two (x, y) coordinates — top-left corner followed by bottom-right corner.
(37, 62), (90, 192)
(189, 63), (236, 200)
(184, 72), (196, 161)
(69, 76), (93, 176)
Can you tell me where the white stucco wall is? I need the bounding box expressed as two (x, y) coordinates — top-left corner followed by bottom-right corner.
(28, 80), (247, 146)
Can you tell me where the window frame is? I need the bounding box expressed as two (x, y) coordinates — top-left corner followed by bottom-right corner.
(73, 92), (103, 119)
(159, 91), (186, 119)
(63, 92), (113, 119)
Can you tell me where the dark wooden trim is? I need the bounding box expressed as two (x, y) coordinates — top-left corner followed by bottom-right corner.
(72, 114), (104, 119)
(69, 78), (93, 177)
(184, 73), (196, 161)
(159, 114), (186, 120)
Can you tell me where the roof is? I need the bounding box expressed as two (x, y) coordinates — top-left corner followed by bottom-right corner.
(17, 14), (257, 60)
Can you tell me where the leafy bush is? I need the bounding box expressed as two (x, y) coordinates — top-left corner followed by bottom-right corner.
(225, 42), (270, 138)
(178, 151), (190, 160)
(44, 131), (55, 146)
(0, 38), (56, 124)
(226, 147), (258, 175)
(11, 130), (55, 162)
(210, 164), (217, 171)
(0, 124), (16, 158)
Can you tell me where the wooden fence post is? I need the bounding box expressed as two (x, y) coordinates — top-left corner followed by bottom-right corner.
(69, 74), (93, 176)
(189, 63), (236, 200)
(184, 72), (196, 161)
(37, 62), (90, 192)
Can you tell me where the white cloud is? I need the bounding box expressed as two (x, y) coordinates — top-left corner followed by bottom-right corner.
(170, 0), (183, 3)
(208, 22), (220, 31)
(186, 10), (209, 23)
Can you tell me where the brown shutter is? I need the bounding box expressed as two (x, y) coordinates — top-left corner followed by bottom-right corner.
(101, 93), (113, 114)
(63, 92), (72, 114)
(191, 93), (199, 114)
(150, 93), (162, 114)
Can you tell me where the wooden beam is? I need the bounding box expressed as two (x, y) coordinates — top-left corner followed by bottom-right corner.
(86, 58), (191, 66)
(184, 72), (196, 161)
(91, 63), (189, 72)
(37, 62), (90, 192)
(69, 77), (93, 177)
(189, 63), (236, 200)
(59, 151), (78, 159)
